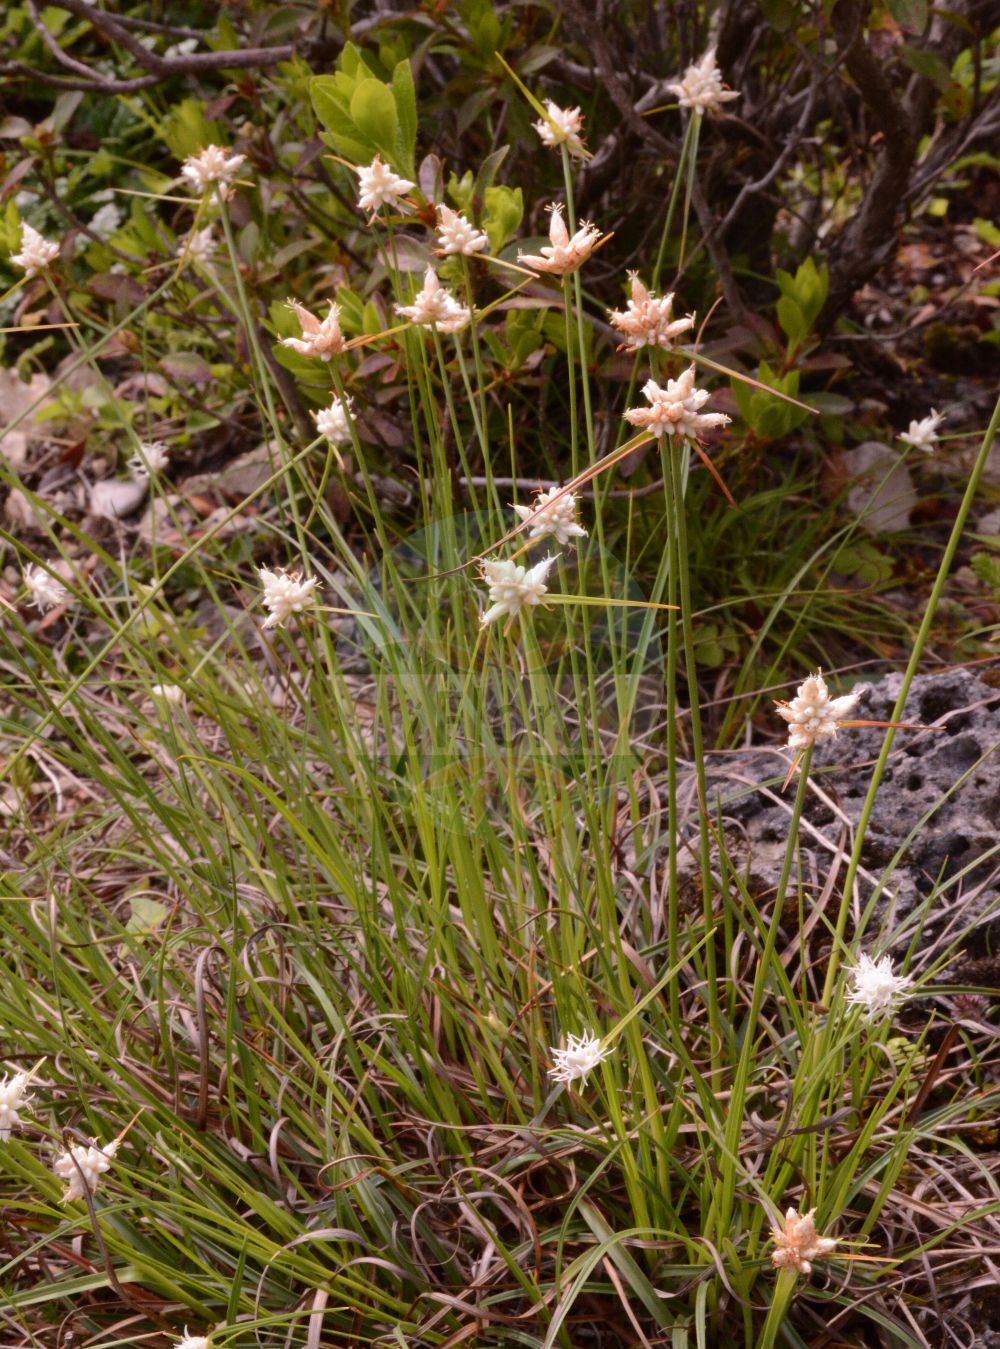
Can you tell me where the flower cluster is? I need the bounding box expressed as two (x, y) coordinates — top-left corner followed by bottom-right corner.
(313, 395), (354, 446)
(899, 408), (946, 452)
(512, 486), (587, 546)
(436, 205), (489, 257)
(11, 221), (60, 276)
(181, 145), (246, 196)
(396, 266), (471, 333)
(181, 227), (216, 265)
(847, 952), (913, 1019)
(258, 566), (319, 630)
(533, 100), (586, 157)
(356, 155), (415, 216)
(667, 48), (740, 116)
(128, 441), (171, 479)
(518, 204), (603, 277)
(609, 275), (695, 352)
(624, 366), (730, 441)
(774, 670), (860, 751)
(53, 1138), (120, 1202)
(0, 1067), (35, 1142)
(281, 301), (346, 360)
(548, 1030), (611, 1085)
(769, 1207), (837, 1275)
(479, 555), (556, 630)
(23, 563), (69, 613)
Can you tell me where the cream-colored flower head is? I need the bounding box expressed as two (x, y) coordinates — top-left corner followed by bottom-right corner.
(533, 100), (586, 157)
(280, 301), (346, 360)
(0, 1067), (36, 1142)
(53, 1138), (120, 1202)
(181, 227), (216, 265)
(899, 409), (946, 452)
(770, 1207), (836, 1275)
(11, 222), (60, 277)
(609, 274), (695, 351)
(479, 555), (557, 629)
(548, 1030), (611, 1085)
(258, 566), (319, 630)
(396, 266), (471, 333)
(517, 204), (603, 277)
(667, 48), (740, 115)
(846, 952), (913, 1019)
(624, 366), (730, 441)
(150, 683), (185, 707)
(773, 670), (860, 751)
(436, 205), (489, 256)
(512, 486), (587, 546)
(23, 563), (69, 613)
(128, 441), (170, 479)
(176, 1332), (210, 1349)
(313, 395), (354, 446)
(180, 145), (246, 196)
(356, 155), (415, 216)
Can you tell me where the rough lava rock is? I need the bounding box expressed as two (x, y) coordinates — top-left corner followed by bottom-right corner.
(688, 668), (1000, 946)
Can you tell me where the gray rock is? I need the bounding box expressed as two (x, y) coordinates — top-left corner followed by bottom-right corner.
(685, 669), (1000, 939)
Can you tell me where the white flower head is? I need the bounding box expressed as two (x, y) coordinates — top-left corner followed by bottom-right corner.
(89, 202), (123, 239)
(667, 47), (740, 116)
(128, 441), (170, 479)
(0, 1065), (39, 1142)
(512, 486), (587, 546)
(518, 204), (604, 277)
(177, 1333), (210, 1349)
(533, 100), (586, 157)
(181, 145), (246, 196)
(356, 155), (415, 217)
(396, 266), (471, 333)
(181, 227), (216, 265)
(280, 301), (346, 360)
(847, 952), (913, 1019)
(11, 221), (60, 277)
(23, 563), (69, 613)
(899, 408), (946, 452)
(774, 669), (860, 751)
(150, 683), (185, 707)
(479, 554), (557, 630)
(609, 274), (695, 352)
(548, 1029), (612, 1085)
(436, 205), (489, 257)
(258, 566), (319, 630)
(769, 1207), (837, 1275)
(623, 366), (730, 441)
(53, 1138), (120, 1202)
(313, 395), (354, 446)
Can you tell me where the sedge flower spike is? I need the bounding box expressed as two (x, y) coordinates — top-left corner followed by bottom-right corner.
(177, 1334), (210, 1349)
(53, 1138), (120, 1202)
(150, 683), (184, 707)
(512, 486), (587, 546)
(518, 204), (603, 277)
(479, 555), (557, 629)
(280, 301), (346, 360)
(667, 47), (740, 116)
(899, 408), (946, 452)
(548, 1030), (612, 1085)
(609, 274), (695, 352)
(769, 1207), (836, 1275)
(624, 366), (730, 441)
(180, 145), (246, 196)
(11, 221), (60, 277)
(774, 670), (860, 751)
(181, 227), (216, 265)
(313, 395), (354, 446)
(847, 952), (913, 1019)
(128, 441), (170, 479)
(533, 100), (586, 157)
(23, 563), (69, 613)
(258, 566), (319, 630)
(396, 266), (471, 333)
(436, 205), (489, 256)
(0, 1066), (37, 1142)
(355, 155), (415, 216)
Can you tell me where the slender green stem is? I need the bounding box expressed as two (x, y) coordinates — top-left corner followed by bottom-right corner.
(652, 113), (699, 291)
